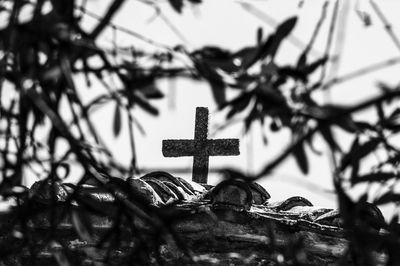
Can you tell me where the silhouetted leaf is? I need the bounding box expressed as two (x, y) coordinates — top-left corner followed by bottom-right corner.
(306, 134), (323, 155)
(210, 81), (226, 107)
(59, 56), (76, 91)
(383, 108), (400, 131)
(133, 91), (159, 115)
(193, 46), (232, 60)
(374, 192), (400, 205)
(356, 10), (372, 26)
(233, 46), (259, 70)
(193, 60), (226, 106)
(320, 126), (341, 152)
(192, 46), (243, 73)
(303, 57), (328, 74)
(256, 83), (288, 107)
(340, 137), (380, 171)
(85, 94), (113, 112)
(278, 66), (307, 81)
(226, 94), (252, 119)
(219, 92), (247, 110)
(352, 172), (397, 185)
(340, 135), (359, 171)
(293, 142), (309, 174)
(244, 106), (259, 133)
(376, 103), (385, 121)
(354, 121), (376, 131)
(141, 85), (164, 99)
(384, 153), (400, 167)
(335, 116), (358, 133)
(113, 103), (122, 137)
(220, 168), (249, 180)
(350, 155), (360, 183)
(268, 17), (298, 59)
(257, 27), (263, 44)
(389, 108), (400, 120)
(377, 83), (394, 104)
(168, 0), (183, 13)
(311, 105), (357, 132)
(241, 17), (297, 69)
(296, 51), (307, 69)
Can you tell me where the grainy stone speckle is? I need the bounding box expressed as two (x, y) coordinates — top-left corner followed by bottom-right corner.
(162, 107), (240, 184)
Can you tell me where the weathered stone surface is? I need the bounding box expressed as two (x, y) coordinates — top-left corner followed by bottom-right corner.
(0, 172), (389, 265)
(127, 177), (165, 206)
(209, 179), (253, 211)
(248, 182), (271, 204)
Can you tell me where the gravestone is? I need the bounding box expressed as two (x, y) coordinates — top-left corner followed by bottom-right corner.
(162, 107), (240, 183)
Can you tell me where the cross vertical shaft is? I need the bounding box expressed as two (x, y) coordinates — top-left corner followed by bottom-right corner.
(192, 107), (209, 183)
(193, 154), (209, 184)
(194, 107), (208, 140)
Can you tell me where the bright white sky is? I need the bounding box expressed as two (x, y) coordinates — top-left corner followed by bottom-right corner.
(13, 0), (400, 216)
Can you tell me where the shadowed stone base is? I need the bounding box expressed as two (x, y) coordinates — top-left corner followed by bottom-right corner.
(0, 172), (388, 265)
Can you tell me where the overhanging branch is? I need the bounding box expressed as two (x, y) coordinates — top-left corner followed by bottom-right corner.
(254, 89), (400, 179)
(90, 0), (126, 39)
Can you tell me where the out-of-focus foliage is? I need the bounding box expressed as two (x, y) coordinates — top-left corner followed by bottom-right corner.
(0, 0), (400, 265)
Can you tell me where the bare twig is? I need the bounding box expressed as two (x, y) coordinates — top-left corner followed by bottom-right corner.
(137, 0), (192, 46)
(319, 0), (339, 84)
(370, 0), (400, 52)
(160, 12), (191, 46)
(238, 2), (321, 58)
(90, 0), (126, 39)
(303, 1), (329, 57)
(25, 88), (161, 227)
(325, 0), (350, 82)
(80, 6), (174, 51)
(320, 56), (400, 90)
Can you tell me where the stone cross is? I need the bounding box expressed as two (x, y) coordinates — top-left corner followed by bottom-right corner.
(162, 107), (240, 184)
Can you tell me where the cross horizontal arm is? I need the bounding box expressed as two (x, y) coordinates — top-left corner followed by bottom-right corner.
(162, 140), (196, 157)
(207, 139), (240, 156)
